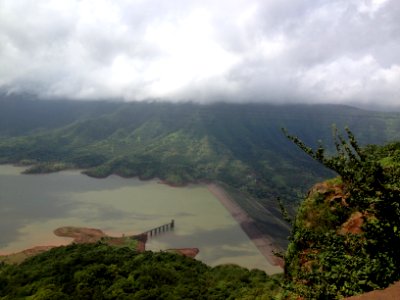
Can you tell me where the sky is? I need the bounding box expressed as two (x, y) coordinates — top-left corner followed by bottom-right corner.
(0, 0), (399, 107)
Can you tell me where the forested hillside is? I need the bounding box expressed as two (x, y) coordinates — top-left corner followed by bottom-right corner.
(1, 96), (400, 206)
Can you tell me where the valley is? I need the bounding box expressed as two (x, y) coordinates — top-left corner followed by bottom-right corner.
(1, 98), (400, 298)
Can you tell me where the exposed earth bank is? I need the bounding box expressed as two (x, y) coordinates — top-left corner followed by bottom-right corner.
(207, 183), (284, 268)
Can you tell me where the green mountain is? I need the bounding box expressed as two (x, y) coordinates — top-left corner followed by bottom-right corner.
(2, 97), (400, 250)
(1, 97), (400, 204)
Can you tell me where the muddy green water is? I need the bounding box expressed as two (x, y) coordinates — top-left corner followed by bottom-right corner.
(0, 165), (281, 274)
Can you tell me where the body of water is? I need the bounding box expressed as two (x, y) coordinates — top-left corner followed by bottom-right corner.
(0, 165), (281, 274)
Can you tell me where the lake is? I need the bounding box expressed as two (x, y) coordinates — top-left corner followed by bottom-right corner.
(0, 165), (282, 274)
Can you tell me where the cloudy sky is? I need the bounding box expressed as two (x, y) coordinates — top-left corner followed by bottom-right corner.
(0, 0), (399, 106)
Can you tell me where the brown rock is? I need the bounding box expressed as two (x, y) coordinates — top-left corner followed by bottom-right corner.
(339, 211), (364, 235)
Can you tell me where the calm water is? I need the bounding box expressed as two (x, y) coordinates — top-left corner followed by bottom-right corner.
(0, 165), (281, 274)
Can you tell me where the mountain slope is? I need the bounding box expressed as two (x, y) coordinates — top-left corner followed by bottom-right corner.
(1, 99), (400, 205)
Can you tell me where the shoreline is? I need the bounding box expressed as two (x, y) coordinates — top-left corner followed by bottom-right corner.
(207, 183), (284, 269)
(0, 165), (283, 268)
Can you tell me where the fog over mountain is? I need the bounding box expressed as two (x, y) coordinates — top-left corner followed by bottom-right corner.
(0, 0), (399, 107)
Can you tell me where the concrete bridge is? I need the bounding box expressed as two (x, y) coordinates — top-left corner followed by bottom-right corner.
(144, 219), (175, 238)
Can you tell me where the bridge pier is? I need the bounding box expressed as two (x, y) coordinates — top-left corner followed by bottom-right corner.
(145, 220), (175, 238)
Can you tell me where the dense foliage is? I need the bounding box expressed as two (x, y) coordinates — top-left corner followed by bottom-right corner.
(284, 129), (400, 299)
(0, 243), (282, 299)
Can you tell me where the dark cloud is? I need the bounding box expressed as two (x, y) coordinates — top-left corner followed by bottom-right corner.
(0, 0), (399, 107)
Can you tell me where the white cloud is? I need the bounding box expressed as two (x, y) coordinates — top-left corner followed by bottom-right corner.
(0, 0), (399, 107)
(298, 55), (400, 105)
(358, 0), (390, 17)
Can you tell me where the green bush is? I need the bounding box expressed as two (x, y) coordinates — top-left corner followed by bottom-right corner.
(0, 244), (282, 299)
(284, 128), (400, 298)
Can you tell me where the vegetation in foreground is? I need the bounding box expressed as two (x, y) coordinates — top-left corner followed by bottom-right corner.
(283, 129), (400, 298)
(0, 243), (283, 299)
